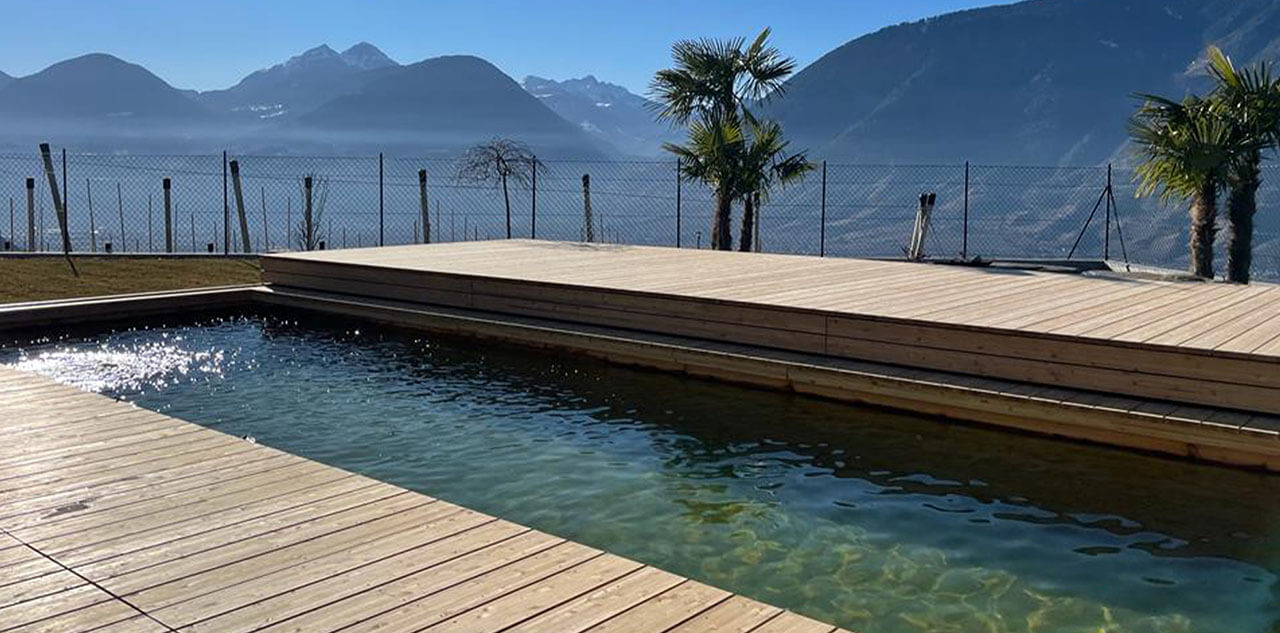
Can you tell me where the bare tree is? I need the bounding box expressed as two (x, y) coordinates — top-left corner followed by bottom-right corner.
(456, 138), (541, 239)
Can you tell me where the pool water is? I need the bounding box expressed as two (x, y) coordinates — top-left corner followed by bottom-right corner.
(3, 312), (1277, 633)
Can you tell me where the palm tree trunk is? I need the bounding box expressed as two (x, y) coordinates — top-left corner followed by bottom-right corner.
(738, 194), (755, 252)
(1188, 178), (1218, 279)
(711, 186), (733, 250)
(1226, 155), (1260, 284)
(502, 172), (511, 239)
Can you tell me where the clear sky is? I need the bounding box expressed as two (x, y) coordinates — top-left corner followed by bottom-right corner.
(0, 1), (1009, 93)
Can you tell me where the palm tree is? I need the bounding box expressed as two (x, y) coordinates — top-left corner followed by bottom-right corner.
(664, 119), (746, 250)
(650, 28), (797, 250)
(1205, 46), (1280, 283)
(736, 121), (813, 252)
(1129, 95), (1253, 278)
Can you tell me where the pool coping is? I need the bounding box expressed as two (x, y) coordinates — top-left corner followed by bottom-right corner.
(1, 284), (1276, 472)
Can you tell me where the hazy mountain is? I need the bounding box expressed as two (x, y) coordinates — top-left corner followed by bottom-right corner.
(197, 43), (399, 120)
(0, 53), (215, 150)
(768, 0), (1280, 165)
(291, 55), (610, 157)
(522, 75), (678, 157)
(0, 71), (12, 90)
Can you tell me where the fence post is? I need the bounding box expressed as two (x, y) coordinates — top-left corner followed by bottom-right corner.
(675, 158), (682, 248)
(85, 179), (97, 252)
(163, 178), (173, 253)
(260, 187), (268, 252)
(582, 173), (594, 243)
(378, 153), (384, 247)
(230, 160), (251, 252)
(304, 176), (314, 251)
(530, 156), (537, 239)
(222, 150), (230, 254)
(418, 169), (430, 244)
(61, 148), (68, 249)
(39, 144), (72, 257)
(1104, 163), (1112, 260)
(116, 182), (124, 253)
(25, 178), (34, 252)
(819, 160), (827, 257)
(962, 161), (969, 260)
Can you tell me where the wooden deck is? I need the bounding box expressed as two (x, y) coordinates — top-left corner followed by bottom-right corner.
(0, 366), (843, 633)
(262, 241), (1280, 416)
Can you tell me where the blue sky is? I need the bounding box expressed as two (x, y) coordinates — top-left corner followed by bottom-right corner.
(0, 1), (1009, 93)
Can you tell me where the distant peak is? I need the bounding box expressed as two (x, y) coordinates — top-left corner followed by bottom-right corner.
(299, 44), (339, 58)
(340, 42), (397, 69)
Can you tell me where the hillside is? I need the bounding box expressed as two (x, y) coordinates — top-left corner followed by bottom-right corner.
(294, 56), (609, 157)
(0, 54), (215, 150)
(0, 70), (11, 90)
(768, 0), (1280, 164)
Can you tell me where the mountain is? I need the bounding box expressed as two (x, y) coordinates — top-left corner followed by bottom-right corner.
(197, 43), (398, 120)
(291, 55), (610, 157)
(0, 53), (214, 150)
(522, 75), (678, 157)
(768, 0), (1280, 165)
(0, 70), (11, 90)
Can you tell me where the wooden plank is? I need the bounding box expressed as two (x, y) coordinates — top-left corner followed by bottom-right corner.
(197, 530), (566, 633)
(415, 555), (643, 633)
(503, 567), (685, 633)
(580, 581), (729, 633)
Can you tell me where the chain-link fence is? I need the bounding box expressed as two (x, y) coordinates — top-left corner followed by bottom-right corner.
(1, 149), (1277, 280)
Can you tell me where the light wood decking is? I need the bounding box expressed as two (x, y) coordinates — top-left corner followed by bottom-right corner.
(0, 366), (843, 633)
(262, 241), (1280, 416)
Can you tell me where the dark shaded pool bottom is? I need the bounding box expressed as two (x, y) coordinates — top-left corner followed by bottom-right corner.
(3, 312), (1277, 633)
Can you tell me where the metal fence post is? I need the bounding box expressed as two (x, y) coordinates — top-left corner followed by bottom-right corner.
(531, 156), (538, 239)
(962, 161), (970, 260)
(1104, 163), (1112, 260)
(222, 150), (229, 254)
(378, 152), (385, 246)
(819, 160), (827, 257)
(675, 158), (682, 248)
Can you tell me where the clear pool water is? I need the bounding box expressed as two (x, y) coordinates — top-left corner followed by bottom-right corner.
(3, 312), (1277, 633)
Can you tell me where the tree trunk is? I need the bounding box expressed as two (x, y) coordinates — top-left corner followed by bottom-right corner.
(710, 186), (733, 250)
(1226, 155), (1260, 284)
(502, 172), (511, 239)
(1188, 178), (1218, 279)
(738, 194), (755, 252)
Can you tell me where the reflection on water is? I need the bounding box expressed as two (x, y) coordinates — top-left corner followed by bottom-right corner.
(4, 313), (1277, 633)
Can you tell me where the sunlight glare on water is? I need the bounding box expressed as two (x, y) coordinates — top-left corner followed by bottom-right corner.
(3, 312), (1277, 633)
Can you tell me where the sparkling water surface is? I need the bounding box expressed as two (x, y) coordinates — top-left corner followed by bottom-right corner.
(3, 312), (1277, 633)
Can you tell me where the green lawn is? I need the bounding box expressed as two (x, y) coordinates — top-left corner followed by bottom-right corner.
(0, 257), (261, 303)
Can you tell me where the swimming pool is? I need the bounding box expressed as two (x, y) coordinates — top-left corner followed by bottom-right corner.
(4, 311), (1276, 633)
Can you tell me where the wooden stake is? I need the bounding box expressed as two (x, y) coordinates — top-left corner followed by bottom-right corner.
(163, 177), (173, 253)
(25, 178), (34, 252)
(230, 160), (251, 252)
(418, 169), (431, 244)
(38, 143), (76, 275)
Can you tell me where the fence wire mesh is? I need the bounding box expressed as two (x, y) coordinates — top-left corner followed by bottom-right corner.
(1, 149), (1277, 280)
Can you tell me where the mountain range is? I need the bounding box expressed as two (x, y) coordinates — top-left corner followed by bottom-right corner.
(768, 0), (1280, 164)
(521, 75), (679, 157)
(0, 0), (1277, 162)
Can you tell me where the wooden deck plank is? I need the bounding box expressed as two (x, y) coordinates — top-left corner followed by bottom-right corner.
(502, 566), (685, 633)
(262, 242), (1280, 418)
(0, 369), (839, 633)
